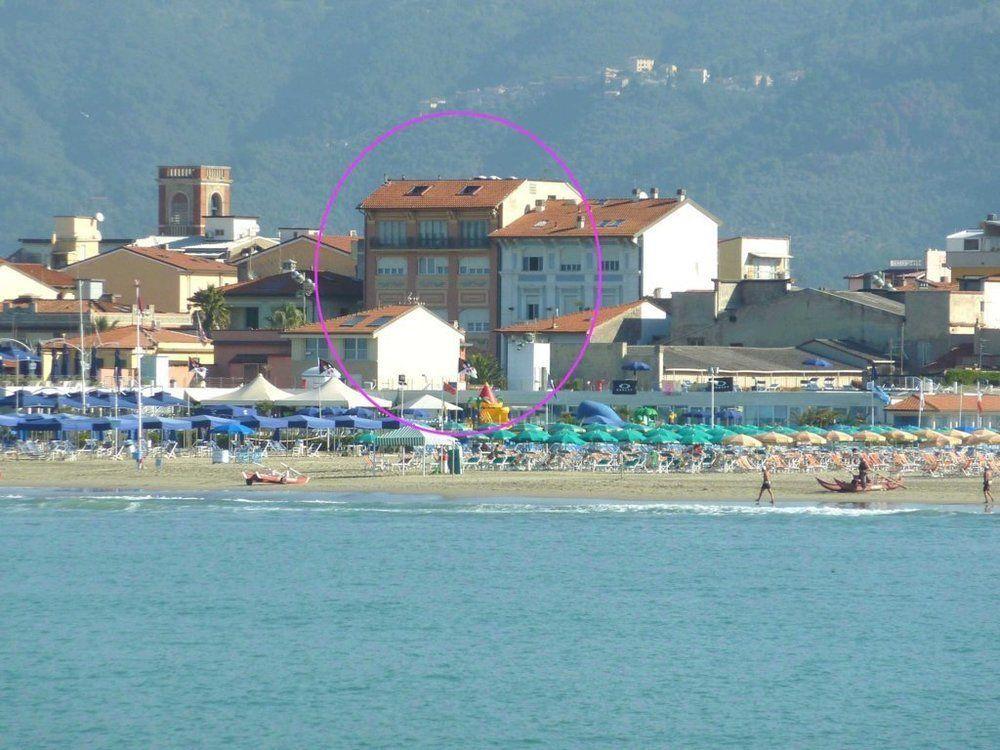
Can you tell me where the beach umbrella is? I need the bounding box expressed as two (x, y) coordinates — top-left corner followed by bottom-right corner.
(355, 432), (378, 445)
(794, 431), (827, 445)
(677, 433), (710, 445)
(644, 432), (676, 445)
(583, 429), (618, 443)
(722, 433), (764, 448)
(239, 415), (289, 430)
(488, 429), (517, 441)
(549, 423), (585, 433)
(210, 422), (254, 436)
(285, 415), (340, 430)
(853, 430), (887, 443)
(510, 430), (549, 443)
(757, 431), (794, 445)
(825, 430), (855, 442)
(546, 432), (586, 446)
(613, 428), (647, 443)
(886, 429), (917, 443)
(944, 428), (969, 439)
(926, 434), (962, 447)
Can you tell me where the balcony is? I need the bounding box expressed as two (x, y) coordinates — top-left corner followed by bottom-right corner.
(369, 237), (491, 250)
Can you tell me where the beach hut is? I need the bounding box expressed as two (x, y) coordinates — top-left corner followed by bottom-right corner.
(199, 374), (294, 406)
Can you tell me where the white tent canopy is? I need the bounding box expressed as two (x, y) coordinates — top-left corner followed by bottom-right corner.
(402, 394), (462, 412)
(277, 377), (391, 409)
(197, 374), (294, 405)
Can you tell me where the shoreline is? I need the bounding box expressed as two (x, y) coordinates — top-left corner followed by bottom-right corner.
(0, 457), (985, 505)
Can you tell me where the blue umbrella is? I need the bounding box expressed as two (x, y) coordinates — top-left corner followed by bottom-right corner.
(333, 415), (383, 430)
(286, 415), (340, 430)
(621, 360), (652, 372)
(188, 415), (237, 429)
(239, 415), (289, 430)
(54, 415), (113, 432)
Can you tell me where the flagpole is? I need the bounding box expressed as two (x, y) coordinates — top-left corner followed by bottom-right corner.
(135, 279), (144, 470)
(958, 384), (963, 429)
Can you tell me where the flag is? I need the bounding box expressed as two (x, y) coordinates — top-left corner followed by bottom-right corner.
(977, 390), (984, 415)
(459, 359), (478, 379)
(443, 381), (458, 396)
(194, 311), (209, 344)
(866, 380), (890, 405)
(918, 380), (925, 411)
(188, 356), (201, 371)
(319, 358), (336, 374)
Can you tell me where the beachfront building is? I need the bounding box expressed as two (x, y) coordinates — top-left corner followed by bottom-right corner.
(944, 213), (1000, 281)
(61, 245), (237, 313)
(886, 393), (1000, 430)
(231, 231), (358, 282)
(283, 304), (464, 390)
(220, 268), (362, 330)
(497, 300), (669, 391)
(358, 177), (580, 352)
(717, 236), (791, 281)
(0, 260), (79, 300)
(493, 189), (719, 331)
(40, 326), (213, 388)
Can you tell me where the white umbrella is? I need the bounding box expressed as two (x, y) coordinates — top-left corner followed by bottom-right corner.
(403, 394), (462, 412)
(278, 377), (390, 409)
(197, 374), (294, 405)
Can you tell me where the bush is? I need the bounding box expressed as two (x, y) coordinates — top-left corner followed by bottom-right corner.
(943, 369), (1000, 386)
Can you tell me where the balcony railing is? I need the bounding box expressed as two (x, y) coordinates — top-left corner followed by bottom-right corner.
(369, 237), (491, 250)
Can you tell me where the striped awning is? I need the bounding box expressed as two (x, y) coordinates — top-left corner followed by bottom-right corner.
(374, 426), (456, 447)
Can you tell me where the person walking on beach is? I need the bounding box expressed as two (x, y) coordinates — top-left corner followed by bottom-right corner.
(983, 466), (994, 513)
(756, 466), (774, 506)
(857, 451), (870, 489)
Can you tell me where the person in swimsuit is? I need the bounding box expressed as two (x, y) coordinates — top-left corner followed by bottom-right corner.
(857, 453), (870, 489)
(756, 466), (775, 506)
(983, 466), (994, 512)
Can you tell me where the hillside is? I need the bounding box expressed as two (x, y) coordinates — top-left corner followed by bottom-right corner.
(0, 0), (997, 284)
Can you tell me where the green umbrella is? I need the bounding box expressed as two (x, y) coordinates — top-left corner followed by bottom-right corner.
(583, 429), (618, 443)
(443, 420), (466, 431)
(677, 433), (710, 445)
(356, 431), (378, 445)
(647, 429), (680, 442)
(546, 432), (586, 446)
(511, 430), (549, 443)
(489, 429), (517, 441)
(550, 423), (585, 433)
(613, 428), (647, 443)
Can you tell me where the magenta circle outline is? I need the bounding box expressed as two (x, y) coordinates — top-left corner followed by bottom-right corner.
(313, 109), (603, 438)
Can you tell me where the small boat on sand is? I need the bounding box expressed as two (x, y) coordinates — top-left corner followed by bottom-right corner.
(816, 475), (904, 493)
(242, 465), (310, 486)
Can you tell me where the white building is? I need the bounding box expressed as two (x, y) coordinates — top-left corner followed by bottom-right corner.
(493, 189), (719, 328)
(283, 304), (464, 390)
(717, 236), (792, 281)
(946, 213), (1000, 254)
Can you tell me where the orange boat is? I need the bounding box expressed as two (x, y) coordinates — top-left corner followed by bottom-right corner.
(242, 466), (310, 486)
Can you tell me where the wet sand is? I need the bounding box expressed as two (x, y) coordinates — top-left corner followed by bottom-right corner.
(0, 456), (984, 504)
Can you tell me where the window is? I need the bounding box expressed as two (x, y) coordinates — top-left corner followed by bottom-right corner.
(417, 256), (448, 275)
(305, 338), (323, 359)
(964, 238), (980, 251)
(244, 307), (259, 329)
(418, 220), (448, 247)
(343, 338), (369, 360)
(376, 257), (406, 275)
(210, 193), (223, 217)
(459, 308), (491, 333)
(601, 259), (620, 271)
(459, 257), (490, 275)
(560, 250), (582, 271)
(458, 185), (482, 196)
(526, 303), (540, 320)
(405, 185), (431, 196)
(460, 219), (489, 247)
(169, 192), (189, 225)
(377, 220), (407, 247)
(598, 219), (624, 228)
(522, 255), (543, 272)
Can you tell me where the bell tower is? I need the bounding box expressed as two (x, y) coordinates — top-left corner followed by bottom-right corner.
(157, 165), (232, 236)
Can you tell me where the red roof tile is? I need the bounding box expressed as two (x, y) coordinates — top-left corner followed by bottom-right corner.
(42, 326), (207, 350)
(497, 300), (646, 334)
(491, 198), (682, 238)
(887, 394), (1000, 413)
(69, 245), (236, 273)
(359, 179), (526, 210)
(5, 262), (76, 288)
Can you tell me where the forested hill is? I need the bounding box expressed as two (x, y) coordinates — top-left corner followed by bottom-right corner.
(1, 0), (997, 284)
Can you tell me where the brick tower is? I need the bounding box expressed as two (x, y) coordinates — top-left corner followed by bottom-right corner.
(157, 165), (232, 236)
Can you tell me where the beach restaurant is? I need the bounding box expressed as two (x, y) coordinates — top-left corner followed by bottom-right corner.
(886, 393), (1000, 430)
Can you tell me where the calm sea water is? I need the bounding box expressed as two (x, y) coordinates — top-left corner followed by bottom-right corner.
(0, 490), (996, 749)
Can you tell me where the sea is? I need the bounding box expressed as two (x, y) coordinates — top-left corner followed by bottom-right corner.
(0, 489), (996, 749)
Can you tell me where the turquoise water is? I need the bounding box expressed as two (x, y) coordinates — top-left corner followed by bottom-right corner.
(0, 490), (996, 749)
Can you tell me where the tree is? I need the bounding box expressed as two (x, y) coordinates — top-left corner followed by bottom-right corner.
(93, 316), (118, 333)
(189, 286), (230, 331)
(466, 351), (506, 388)
(797, 407), (840, 428)
(267, 302), (306, 330)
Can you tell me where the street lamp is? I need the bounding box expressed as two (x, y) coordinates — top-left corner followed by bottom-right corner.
(708, 366), (720, 429)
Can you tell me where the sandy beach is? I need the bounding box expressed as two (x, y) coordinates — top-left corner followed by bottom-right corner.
(0, 455), (984, 504)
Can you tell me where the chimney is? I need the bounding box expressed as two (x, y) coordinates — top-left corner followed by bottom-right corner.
(575, 214), (585, 229)
(631, 187), (640, 201)
(281, 259), (298, 273)
(676, 188), (687, 201)
(349, 229), (358, 237)
(650, 187), (659, 199)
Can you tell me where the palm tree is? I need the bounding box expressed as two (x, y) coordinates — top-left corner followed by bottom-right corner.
(267, 302), (307, 330)
(93, 316), (118, 333)
(189, 286), (231, 331)
(466, 351), (506, 388)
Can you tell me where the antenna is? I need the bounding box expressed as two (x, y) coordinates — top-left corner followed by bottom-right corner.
(94, 212), (105, 223)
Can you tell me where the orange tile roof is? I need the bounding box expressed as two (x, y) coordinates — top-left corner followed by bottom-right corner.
(69, 245), (235, 273)
(497, 300), (645, 334)
(6, 299), (127, 313)
(886, 394), (1000, 412)
(5, 262), (76, 288)
(359, 179), (526, 210)
(285, 304), (418, 335)
(42, 326), (207, 350)
(491, 197), (681, 238)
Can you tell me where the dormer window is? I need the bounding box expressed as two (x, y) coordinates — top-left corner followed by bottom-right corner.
(458, 185), (482, 196)
(405, 185), (431, 196)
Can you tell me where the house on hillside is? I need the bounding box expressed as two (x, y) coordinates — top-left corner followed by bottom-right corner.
(283, 304), (464, 389)
(493, 188), (719, 328)
(62, 245), (237, 313)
